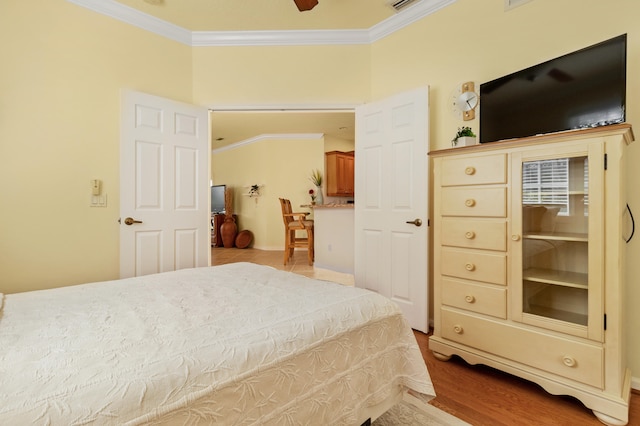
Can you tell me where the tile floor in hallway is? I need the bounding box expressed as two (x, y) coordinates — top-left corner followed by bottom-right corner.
(211, 247), (355, 286)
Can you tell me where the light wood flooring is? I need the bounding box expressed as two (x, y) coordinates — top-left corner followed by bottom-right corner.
(211, 247), (639, 426)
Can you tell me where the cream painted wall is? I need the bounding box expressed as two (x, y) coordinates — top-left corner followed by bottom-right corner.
(1, 3), (371, 295)
(192, 45), (371, 106)
(194, 43), (369, 251)
(0, 0), (194, 293)
(368, 0), (640, 380)
(211, 136), (324, 250)
(211, 134), (354, 245)
(324, 135), (355, 152)
(371, 0), (640, 152)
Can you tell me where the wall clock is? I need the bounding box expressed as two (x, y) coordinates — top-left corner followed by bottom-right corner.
(451, 81), (479, 121)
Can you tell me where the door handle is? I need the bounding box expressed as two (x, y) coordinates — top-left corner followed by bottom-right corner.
(123, 217), (143, 226)
(406, 218), (422, 227)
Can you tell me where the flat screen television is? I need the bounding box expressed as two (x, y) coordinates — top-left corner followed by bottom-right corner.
(211, 184), (226, 214)
(479, 34), (626, 143)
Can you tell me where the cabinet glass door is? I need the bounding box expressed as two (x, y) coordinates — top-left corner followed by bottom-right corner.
(521, 155), (589, 326)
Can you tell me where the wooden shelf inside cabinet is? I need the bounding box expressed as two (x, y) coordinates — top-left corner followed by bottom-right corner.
(524, 308), (588, 326)
(523, 268), (588, 289)
(524, 231), (588, 242)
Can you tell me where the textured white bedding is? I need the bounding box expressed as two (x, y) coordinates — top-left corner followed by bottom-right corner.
(0, 263), (435, 425)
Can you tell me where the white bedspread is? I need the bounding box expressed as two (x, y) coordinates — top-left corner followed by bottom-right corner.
(0, 263), (435, 425)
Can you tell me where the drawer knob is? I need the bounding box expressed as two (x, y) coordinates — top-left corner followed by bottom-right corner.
(465, 295), (475, 303)
(453, 325), (464, 334)
(465, 166), (476, 175)
(465, 263), (476, 271)
(562, 356), (577, 368)
(511, 234), (521, 241)
(465, 231), (476, 239)
(465, 199), (476, 207)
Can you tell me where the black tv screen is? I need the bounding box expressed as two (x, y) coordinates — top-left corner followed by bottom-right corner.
(480, 34), (626, 143)
(211, 184), (226, 214)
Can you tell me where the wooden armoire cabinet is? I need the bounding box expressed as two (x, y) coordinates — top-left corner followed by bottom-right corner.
(325, 151), (354, 197)
(429, 124), (633, 425)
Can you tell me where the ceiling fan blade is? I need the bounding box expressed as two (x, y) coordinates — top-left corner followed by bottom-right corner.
(293, 0), (318, 11)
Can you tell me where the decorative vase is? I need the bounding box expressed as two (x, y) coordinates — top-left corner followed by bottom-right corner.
(220, 216), (237, 248)
(455, 136), (477, 147)
(315, 185), (324, 205)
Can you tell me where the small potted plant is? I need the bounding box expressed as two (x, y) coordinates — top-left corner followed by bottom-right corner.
(452, 126), (477, 147)
(248, 184), (260, 197)
(309, 169), (323, 187)
(309, 169), (323, 205)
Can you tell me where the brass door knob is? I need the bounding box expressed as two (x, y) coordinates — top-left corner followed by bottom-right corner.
(124, 217), (143, 226)
(406, 218), (423, 227)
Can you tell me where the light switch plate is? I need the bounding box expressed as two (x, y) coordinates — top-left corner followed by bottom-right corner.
(90, 194), (107, 207)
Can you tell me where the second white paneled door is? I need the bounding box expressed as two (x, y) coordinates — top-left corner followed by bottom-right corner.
(355, 87), (430, 332)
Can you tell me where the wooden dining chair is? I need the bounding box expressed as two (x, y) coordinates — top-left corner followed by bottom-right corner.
(279, 198), (314, 266)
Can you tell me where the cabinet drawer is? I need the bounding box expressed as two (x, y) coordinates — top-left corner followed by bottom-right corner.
(441, 154), (507, 186)
(440, 187), (506, 217)
(441, 248), (506, 285)
(440, 308), (603, 388)
(441, 278), (506, 318)
(441, 218), (506, 251)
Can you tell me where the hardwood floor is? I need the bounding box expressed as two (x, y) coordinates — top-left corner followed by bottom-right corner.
(414, 331), (640, 426)
(211, 247), (639, 425)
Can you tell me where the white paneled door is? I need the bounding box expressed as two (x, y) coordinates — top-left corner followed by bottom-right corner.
(354, 87), (430, 332)
(120, 90), (209, 278)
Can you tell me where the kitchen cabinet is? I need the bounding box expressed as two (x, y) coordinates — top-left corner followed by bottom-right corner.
(325, 151), (354, 197)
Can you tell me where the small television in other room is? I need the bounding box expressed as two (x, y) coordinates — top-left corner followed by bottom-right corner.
(211, 184), (226, 214)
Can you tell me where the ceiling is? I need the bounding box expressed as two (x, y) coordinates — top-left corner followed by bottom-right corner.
(115, 0), (399, 32)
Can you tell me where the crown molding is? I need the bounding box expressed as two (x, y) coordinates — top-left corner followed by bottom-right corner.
(212, 133), (324, 154)
(370, 0), (457, 42)
(66, 0), (192, 45)
(67, 0), (456, 46)
(192, 29), (370, 47)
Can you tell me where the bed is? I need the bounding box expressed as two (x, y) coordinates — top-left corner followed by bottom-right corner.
(0, 262), (435, 425)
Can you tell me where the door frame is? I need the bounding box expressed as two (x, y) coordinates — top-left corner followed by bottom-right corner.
(208, 104), (358, 251)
